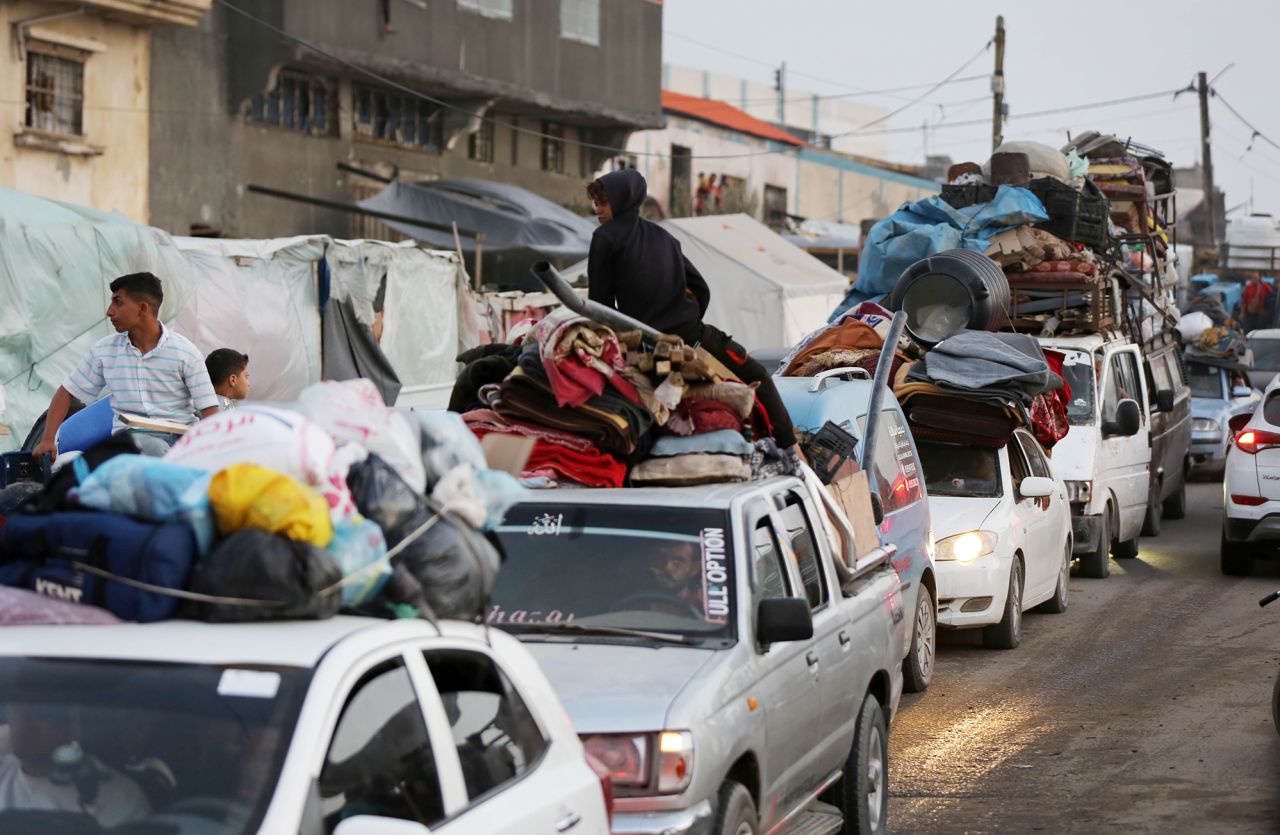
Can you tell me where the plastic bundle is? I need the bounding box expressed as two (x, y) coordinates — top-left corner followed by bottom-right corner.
(347, 455), (501, 619)
(187, 529), (342, 623)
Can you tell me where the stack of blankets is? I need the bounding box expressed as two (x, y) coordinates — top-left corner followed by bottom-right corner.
(460, 307), (787, 489)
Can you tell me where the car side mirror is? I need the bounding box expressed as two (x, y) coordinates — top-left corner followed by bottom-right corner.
(870, 492), (885, 525)
(1156, 389), (1175, 412)
(1232, 385), (1253, 398)
(1229, 413), (1252, 433)
(1104, 398), (1142, 437)
(1018, 476), (1055, 498)
(757, 597), (813, 646)
(335, 816), (432, 835)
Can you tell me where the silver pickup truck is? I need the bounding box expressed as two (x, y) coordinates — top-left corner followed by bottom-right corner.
(488, 473), (906, 835)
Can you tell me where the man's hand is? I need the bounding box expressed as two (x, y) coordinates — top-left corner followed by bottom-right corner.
(31, 436), (56, 463)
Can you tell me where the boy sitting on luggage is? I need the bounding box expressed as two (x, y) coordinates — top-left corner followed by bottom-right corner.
(585, 169), (798, 453)
(205, 349), (251, 410)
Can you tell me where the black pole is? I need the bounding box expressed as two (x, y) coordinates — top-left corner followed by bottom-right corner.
(246, 183), (480, 239)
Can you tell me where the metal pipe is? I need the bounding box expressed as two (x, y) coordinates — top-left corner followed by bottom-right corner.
(246, 184), (481, 239)
(530, 261), (664, 341)
(336, 161), (394, 183)
(12, 7), (85, 61)
(858, 310), (907, 474)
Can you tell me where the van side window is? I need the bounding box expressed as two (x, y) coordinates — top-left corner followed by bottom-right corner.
(1147, 354), (1172, 406)
(319, 659), (445, 831)
(1167, 352), (1186, 390)
(779, 493), (828, 609)
(1107, 352), (1145, 417)
(423, 650), (548, 803)
(751, 518), (789, 607)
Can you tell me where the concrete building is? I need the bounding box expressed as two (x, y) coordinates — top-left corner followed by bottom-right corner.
(148, 0), (663, 239)
(0, 0), (210, 222)
(626, 90), (936, 232)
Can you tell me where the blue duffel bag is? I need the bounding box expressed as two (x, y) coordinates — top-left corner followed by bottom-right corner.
(0, 511), (197, 622)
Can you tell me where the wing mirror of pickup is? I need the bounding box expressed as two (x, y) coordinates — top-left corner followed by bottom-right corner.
(1232, 385), (1254, 399)
(756, 597), (814, 646)
(335, 816), (431, 835)
(1156, 388), (1175, 412)
(1103, 398), (1141, 437)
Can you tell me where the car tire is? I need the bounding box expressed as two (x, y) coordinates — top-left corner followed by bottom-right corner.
(1220, 531), (1252, 576)
(1163, 480), (1187, 519)
(1141, 487), (1163, 537)
(901, 586), (936, 694)
(983, 560), (1023, 650)
(1036, 541), (1071, 614)
(1112, 534), (1139, 559)
(711, 780), (758, 835)
(831, 694), (889, 835)
(1078, 511), (1111, 579)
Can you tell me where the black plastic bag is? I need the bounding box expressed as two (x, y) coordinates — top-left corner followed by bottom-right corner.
(347, 455), (499, 619)
(187, 529), (342, 622)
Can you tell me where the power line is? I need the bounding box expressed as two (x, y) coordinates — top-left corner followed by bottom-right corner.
(1213, 91), (1280, 156)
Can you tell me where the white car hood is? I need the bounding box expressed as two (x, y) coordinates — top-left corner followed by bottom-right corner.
(929, 495), (1003, 539)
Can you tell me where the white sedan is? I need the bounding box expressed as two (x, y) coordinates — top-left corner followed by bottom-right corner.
(0, 616), (610, 835)
(915, 429), (1073, 649)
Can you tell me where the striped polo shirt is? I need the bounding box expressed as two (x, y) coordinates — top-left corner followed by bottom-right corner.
(63, 324), (220, 432)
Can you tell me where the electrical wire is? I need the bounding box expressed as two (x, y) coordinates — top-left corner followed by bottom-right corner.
(1213, 91), (1280, 156)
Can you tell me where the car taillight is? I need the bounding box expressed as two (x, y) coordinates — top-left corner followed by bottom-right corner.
(1234, 429), (1280, 454)
(1232, 494), (1268, 506)
(585, 752), (613, 824)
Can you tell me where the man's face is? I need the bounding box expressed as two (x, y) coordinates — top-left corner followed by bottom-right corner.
(106, 290), (146, 332)
(228, 368), (251, 400)
(649, 545), (699, 590)
(592, 194), (613, 224)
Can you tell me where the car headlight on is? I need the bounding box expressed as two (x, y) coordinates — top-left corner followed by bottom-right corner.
(581, 731), (694, 795)
(1064, 480), (1092, 504)
(1193, 418), (1221, 433)
(936, 531), (999, 562)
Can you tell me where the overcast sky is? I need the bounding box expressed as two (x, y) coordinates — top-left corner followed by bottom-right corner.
(662, 0), (1280, 220)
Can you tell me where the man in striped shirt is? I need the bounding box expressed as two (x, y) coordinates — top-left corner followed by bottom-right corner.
(32, 273), (220, 459)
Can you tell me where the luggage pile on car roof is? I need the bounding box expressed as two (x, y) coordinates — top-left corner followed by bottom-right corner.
(453, 306), (800, 489)
(0, 379), (526, 625)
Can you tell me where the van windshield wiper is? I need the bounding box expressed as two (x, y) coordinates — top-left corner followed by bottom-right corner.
(499, 621), (692, 645)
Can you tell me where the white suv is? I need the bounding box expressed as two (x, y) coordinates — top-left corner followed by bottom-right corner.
(0, 617), (610, 835)
(1222, 378), (1280, 575)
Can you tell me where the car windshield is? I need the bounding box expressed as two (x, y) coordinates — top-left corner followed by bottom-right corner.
(1059, 357), (1096, 425)
(0, 657), (310, 834)
(1248, 336), (1280, 371)
(1187, 363), (1224, 399)
(915, 441), (1003, 498)
(491, 504), (735, 645)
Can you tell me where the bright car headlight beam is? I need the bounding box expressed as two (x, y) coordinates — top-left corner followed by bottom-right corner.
(937, 531), (999, 562)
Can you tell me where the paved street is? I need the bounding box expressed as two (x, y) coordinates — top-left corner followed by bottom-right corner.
(890, 481), (1280, 833)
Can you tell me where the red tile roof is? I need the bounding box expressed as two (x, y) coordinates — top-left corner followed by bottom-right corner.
(661, 90), (805, 146)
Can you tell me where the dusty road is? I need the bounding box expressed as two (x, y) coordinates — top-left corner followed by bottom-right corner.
(889, 481), (1280, 833)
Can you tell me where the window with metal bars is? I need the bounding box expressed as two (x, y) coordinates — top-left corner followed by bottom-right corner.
(541, 122), (565, 174)
(468, 118), (495, 163)
(354, 84), (443, 152)
(248, 70), (336, 135)
(25, 45), (86, 137)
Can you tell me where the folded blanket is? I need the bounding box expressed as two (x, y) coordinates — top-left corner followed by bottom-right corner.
(630, 453), (751, 486)
(462, 408), (596, 452)
(650, 429), (753, 458)
(684, 381), (756, 419)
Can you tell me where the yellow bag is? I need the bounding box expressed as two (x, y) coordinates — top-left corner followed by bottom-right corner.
(208, 463), (334, 546)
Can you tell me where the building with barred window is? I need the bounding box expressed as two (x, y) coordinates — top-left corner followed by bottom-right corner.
(0, 1), (210, 222)
(148, 0), (663, 239)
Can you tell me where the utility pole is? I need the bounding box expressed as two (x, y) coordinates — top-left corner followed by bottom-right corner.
(775, 61), (786, 127)
(991, 15), (1005, 151)
(1198, 71), (1218, 247)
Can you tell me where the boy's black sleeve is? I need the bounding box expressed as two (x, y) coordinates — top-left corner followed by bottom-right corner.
(587, 231), (613, 307)
(684, 254), (711, 316)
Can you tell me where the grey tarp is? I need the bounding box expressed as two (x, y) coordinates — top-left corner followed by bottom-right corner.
(912, 330), (1057, 405)
(321, 298), (402, 406)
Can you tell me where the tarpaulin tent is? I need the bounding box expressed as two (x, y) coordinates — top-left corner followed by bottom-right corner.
(0, 188), (471, 451)
(565, 213), (848, 351)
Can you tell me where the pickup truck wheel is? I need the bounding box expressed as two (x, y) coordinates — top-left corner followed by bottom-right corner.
(1141, 487), (1162, 537)
(711, 780), (758, 835)
(832, 694), (888, 835)
(1221, 531), (1252, 576)
(983, 560), (1022, 650)
(1078, 511), (1111, 579)
(1035, 541), (1071, 614)
(1163, 481), (1187, 519)
(901, 588), (935, 693)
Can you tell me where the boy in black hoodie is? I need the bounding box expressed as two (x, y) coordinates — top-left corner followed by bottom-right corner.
(586, 169), (797, 450)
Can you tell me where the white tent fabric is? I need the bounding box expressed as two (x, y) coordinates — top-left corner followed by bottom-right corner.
(562, 213), (848, 351)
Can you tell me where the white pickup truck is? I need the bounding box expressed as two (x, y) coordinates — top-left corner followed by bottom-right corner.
(488, 472), (906, 835)
(0, 617), (610, 835)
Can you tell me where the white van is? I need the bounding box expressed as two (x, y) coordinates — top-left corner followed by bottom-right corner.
(1039, 334), (1151, 578)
